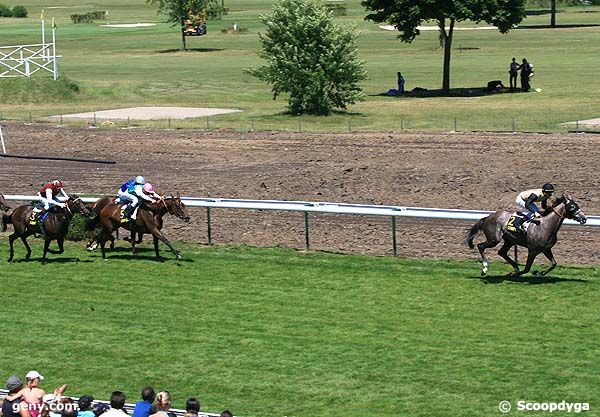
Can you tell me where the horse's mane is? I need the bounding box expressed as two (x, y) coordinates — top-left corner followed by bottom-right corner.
(541, 194), (566, 216)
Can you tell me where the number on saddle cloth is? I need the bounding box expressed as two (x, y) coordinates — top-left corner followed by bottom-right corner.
(506, 212), (527, 233)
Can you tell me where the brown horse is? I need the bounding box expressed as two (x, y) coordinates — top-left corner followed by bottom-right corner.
(3, 196), (91, 264)
(466, 195), (587, 277)
(96, 194), (190, 260)
(0, 193), (11, 212)
(85, 196), (117, 250)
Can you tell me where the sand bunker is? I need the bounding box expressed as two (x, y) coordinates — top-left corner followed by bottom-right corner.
(380, 25), (496, 31)
(101, 23), (156, 28)
(562, 118), (600, 127)
(51, 107), (242, 121)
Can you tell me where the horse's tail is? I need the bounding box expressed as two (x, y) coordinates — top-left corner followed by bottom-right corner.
(2, 213), (11, 232)
(85, 214), (100, 231)
(466, 217), (486, 249)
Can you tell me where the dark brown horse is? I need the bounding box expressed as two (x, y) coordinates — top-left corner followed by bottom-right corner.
(3, 196), (91, 264)
(85, 196), (117, 250)
(0, 193), (11, 212)
(96, 194), (190, 260)
(467, 195), (587, 277)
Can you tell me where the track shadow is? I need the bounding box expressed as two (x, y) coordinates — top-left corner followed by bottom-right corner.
(469, 274), (589, 285)
(97, 253), (193, 262)
(157, 48), (223, 53)
(373, 87), (489, 98)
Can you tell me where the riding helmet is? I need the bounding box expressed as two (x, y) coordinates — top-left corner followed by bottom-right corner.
(542, 183), (555, 192)
(52, 180), (63, 188)
(135, 175), (145, 185)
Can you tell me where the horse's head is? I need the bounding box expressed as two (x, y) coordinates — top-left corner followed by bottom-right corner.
(166, 193), (190, 223)
(563, 194), (587, 224)
(67, 195), (92, 217)
(0, 193), (11, 212)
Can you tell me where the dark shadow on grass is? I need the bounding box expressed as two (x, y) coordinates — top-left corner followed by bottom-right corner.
(13, 257), (93, 264)
(469, 274), (589, 285)
(372, 87), (490, 98)
(101, 253), (193, 262)
(516, 23), (600, 29)
(157, 48), (224, 53)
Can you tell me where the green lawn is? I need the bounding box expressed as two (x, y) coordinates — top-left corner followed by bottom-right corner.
(1, 242), (599, 416)
(0, 1), (599, 131)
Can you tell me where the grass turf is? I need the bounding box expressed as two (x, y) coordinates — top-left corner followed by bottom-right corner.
(1, 241), (599, 416)
(0, 1), (599, 131)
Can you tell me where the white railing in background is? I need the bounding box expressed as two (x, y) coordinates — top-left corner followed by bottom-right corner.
(4, 195), (599, 255)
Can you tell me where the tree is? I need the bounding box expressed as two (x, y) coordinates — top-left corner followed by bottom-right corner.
(362, 0), (526, 94)
(147, 0), (205, 51)
(246, 0), (367, 116)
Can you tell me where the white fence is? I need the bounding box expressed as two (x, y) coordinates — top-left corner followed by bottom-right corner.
(4, 194), (600, 254)
(0, 42), (59, 79)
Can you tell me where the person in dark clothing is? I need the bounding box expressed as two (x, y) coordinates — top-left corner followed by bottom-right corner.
(520, 58), (533, 92)
(397, 72), (405, 95)
(2, 376), (32, 417)
(509, 57), (520, 91)
(132, 387), (155, 417)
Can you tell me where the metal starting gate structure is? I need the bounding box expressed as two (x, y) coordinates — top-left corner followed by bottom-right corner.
(0, 13), (59, 80)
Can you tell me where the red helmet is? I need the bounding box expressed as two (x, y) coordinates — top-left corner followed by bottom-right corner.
(52, 180), (63, 188)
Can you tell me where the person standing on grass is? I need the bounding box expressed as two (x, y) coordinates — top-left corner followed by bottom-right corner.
(397, 71), (405, 95)
(520, 58), (533, 92)
(509, 57), (520, 91)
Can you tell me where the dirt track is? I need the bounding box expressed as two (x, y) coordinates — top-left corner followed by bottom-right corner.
(2, 122), (600, 265)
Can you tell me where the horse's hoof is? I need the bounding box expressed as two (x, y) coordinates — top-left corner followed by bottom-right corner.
(176, 253), (182, 260)
(480, 270), (487, 277)
(533, 271), (543, 277)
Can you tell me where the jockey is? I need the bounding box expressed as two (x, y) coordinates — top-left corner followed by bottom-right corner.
(143, 183), (162, 201)
(35, 180), (69, 213)
(515, 183), (555, 228)
(116, 175), (157, 220)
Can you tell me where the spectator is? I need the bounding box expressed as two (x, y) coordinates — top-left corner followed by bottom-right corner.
(43, 384), (69, 417)
(397, 72), (405, 96)
(520, 58), (533, 92)
(132, 387), (155, 417)
(149, 392), (172, 417)
(184, 398), (200, 417)
(24, 371), (46, 417)
(77, 396), (95, 417)
(508, 57), (520, 91)
(92, 403), (110, 417)
(220, 411), (233, 417)
(2, 376), (32, 417)
(61, 399), (78, 417)
(101, 392), (128, 417)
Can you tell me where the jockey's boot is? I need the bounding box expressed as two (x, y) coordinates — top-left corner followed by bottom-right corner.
(131, 206), (140, 220)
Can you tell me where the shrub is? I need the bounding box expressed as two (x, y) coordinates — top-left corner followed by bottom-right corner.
(0, 3), (13, 17)
(11, 5), (28, 17)
(66, 214), (88, 241)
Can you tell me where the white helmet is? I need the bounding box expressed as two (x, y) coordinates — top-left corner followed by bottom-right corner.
(135, 175), (145, 184)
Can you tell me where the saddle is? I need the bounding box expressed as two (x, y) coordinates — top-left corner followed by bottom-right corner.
(506, 212), (528, 234)
(120, 205), (133, 223)
(29, 208), (50, 226)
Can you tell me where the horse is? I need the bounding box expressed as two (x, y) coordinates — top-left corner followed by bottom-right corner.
(85, 196), (117, 250)
(3, 196), (91, 264)
(0, 193), (11, 212)
(96, 193), (190, 260)
(466, 195), (587, 277)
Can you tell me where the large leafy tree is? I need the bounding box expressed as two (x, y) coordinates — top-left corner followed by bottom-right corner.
(246, 0), (367, 115)
(363, 0), (526, 94)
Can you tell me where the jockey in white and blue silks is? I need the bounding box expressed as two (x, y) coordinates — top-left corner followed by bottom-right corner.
(515, 183), (555, 223)
(117, 176), (157, 220)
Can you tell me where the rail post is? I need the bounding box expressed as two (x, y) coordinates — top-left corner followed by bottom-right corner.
(304, 211), (310, 250)
(392, 216), (397, 256)
(206, 207), (212, 245)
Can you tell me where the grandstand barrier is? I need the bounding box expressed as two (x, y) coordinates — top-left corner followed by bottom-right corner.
(0, 389), (221, 417)
(4, 195), (600, 256)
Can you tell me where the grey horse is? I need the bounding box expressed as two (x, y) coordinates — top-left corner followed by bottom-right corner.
(467, 195), (587, 277)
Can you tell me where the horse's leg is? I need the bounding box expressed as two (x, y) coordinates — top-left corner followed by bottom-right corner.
(7, 232), (18, 262)
(57, 237), (65, 254)
(136, 233), (143, 244)
(21, 235), (32, 260)
(498, 241), (519, 274)
(131, 231), (137, 255)
(510, 250), (539, 277)
(477, 240), (499, 276)
(538, 248), (557, 276)
(149, 227), (181, 260)
(153, 235), (161, 260)
(42, 238), (52, 264)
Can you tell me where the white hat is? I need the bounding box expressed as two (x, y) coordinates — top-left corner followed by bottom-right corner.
(25, 370), (44, 381)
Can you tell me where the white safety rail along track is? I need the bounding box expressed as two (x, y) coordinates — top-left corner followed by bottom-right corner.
(5, 195), (600, 227)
